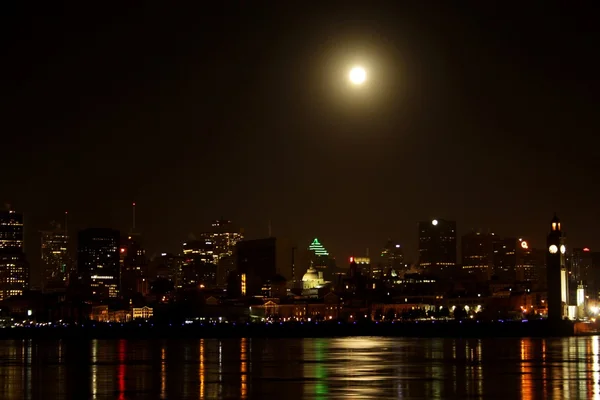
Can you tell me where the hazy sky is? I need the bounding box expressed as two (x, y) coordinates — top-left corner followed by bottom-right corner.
(2, 3), (599, 282)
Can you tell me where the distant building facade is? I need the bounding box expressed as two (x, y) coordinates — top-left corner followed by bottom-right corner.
(492, 237), (517, 281)
(515, 238), (536, 282)
(380, 239), (405, 275)
(120, 234), (148, 297)
(418, 219), (457, 277)
(77, 228), (120, 298)
(0, 210), (28, 300)
(236, 237), (294, 296)
(41, 226), (70, 291)
(461, 231), (493, 280)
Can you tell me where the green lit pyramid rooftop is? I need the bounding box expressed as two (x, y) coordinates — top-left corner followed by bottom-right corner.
(308, 238), (329, 256)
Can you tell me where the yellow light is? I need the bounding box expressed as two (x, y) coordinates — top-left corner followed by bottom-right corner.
(349, 66), (366, 85)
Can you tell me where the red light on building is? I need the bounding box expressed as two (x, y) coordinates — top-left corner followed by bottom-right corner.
(349, 256), (354, 263)
(120, 248), (126, 253)
(584, 247), (591, 252)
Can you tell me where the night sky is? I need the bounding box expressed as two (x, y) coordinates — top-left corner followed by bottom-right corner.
(2, 3), (599, 284)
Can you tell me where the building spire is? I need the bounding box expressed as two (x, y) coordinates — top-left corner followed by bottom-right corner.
(132, 202), (136, 232)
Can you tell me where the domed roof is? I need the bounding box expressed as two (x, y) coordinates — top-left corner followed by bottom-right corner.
(302, 266), (319, 282)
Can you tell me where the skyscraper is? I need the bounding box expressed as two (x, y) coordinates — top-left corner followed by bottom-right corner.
(546, 214), (567, 322)
(199, 219), (244, 263)
(461, 231), (493, 280)
(236, 237), (294, 296)
(41, 223), (69, 291)
(120, 235), (148, 297)
(418, 219), (457, 277)
(77, 228), (120, 298)
(492, 237), (517, 281)
(515, 238), (536, 282)
(0, 209), (29, 300)
(0, 209), (24, 251)
(380, 239), (404, 268)
(307, 238), (336, 280)
(571, 247), (592, 284)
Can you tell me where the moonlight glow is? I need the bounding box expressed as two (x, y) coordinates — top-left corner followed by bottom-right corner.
(349, 66), (366, 85)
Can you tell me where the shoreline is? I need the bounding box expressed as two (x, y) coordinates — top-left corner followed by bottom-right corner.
(0, 320), (590, 340)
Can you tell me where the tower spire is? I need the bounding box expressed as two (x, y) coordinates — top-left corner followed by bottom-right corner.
(132, 202), (136, 232)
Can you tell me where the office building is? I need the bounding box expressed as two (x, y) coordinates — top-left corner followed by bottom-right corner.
(77, 228), (120, 298)
(41, 225), (69, 291)
(120, 235), (148, 297)
(236, 237), (294, 296)
(492, 237), (517, 281)
(198, 219), (244, 263)
(151, 252), (184, 287)
(0, 209), (28, 300)
(380, 239), (405, 274)
(0, 253), (28, 300)
(182, 239), (217, 287)
(571, 247), (593, 284)
(515, 238), (537, 282)
(307, 238), (336, 280)
(461, 231), (493, 280)
(0, 210), (24, 251)
(418, 219), (457, 277)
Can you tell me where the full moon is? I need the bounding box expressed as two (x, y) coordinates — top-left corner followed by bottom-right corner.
(349, 66), (366, 85)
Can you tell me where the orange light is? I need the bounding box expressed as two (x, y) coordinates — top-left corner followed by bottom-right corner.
(521, 241), (529, 249)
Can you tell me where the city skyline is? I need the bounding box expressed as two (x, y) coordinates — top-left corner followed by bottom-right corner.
(5, 203), (600, 289)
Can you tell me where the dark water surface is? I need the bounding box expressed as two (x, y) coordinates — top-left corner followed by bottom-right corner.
(1, 336), (599, 399)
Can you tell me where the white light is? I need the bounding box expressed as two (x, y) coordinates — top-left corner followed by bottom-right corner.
(349, 66), (366, 85)
(395, 244), (400, 248)
(432, 219), (438, 226)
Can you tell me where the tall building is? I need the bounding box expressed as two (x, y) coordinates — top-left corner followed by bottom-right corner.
(41, 223), (69, 291)
(380, 239), (405, 274)
(418, 219), (457, 277)
(181, 240), (217, 287)
(183, 240), (215, 264)
(461, 231), (493, 280)
(0, 209), (24, 251)
(199, 219), (244, 263)
(150, 252), (184, 287)
(546, 214), (567, 322)
(571, 247), (593, 284)
(236, 237), (294, 296)
(0, 209), (28, 300)
(492, 237), (517, 281)
(307, 238), (336, 280)
(120, 235), (148, 297)
(77, 228), (120, 298)
(515, 238), (537, 282)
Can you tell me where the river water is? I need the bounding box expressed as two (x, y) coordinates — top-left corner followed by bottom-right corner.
(0, 336), (598, 399)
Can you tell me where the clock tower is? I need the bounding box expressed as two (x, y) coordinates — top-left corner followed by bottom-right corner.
(546, 214), (568, 322)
